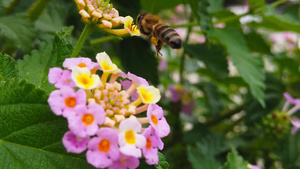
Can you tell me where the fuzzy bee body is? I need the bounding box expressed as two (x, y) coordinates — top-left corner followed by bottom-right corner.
(136, 12), (182, 56)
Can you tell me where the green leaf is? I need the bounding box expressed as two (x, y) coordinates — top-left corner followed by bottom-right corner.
(245, 31), (271, 54)
(0, 14), (36, 52)
(276, 132), (300, 169)
(244, 73), (285, 126)
(140, 0), (181, 14)
(220, 148), (248, 169)
(200, 82), (223, 117)
(35, 3), (70, 34)
(118, 36), (159, 85)
(0, 53), (18, 80)
(248, 0), (265, 13)
(184, 43), (228, 79)
(56, 26), (74, 39)
(251, 6), (300, 33)
(187, 143), (220, 169)
(0, 79), (93, 168)
(155, 152), (169, 169)
(212, 10), (241, 30)
(17, 35), (73, 93)
(282, 4), (300, 22)
(207, 0), (223, 13)
(210, 27), (266, 107)
(188, 0), (213, 34)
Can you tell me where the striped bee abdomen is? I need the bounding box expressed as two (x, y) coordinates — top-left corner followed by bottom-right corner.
(154, 23), (182, 49)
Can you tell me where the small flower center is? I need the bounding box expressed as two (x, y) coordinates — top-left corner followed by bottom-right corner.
(125, 130), (136, 144)
(146, 137), (152, 149)
(101, 61), (114, 71)
(140, 88), (152, 103)
(77, 63), (87, 68)
(120, 157), (128, 165)
(77, 74), (94, 88)
(76, 136), (83, 142)
(98, 139), (111, 153)
(96, 83), (131, 117)
(65, 97), (77, 108)
(64, 78), (72, 84)
(81, 114), (94, 125)
(151, 115), (158, 125)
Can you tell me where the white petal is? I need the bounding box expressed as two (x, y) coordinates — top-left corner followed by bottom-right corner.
(120, 144), (142, 158)
(119, 118), (142, 133)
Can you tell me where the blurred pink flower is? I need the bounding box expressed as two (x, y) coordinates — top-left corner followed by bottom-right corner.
(158, 59), (167, 71)
(47, 87), (86, 117)
(291, 117), (300, 134)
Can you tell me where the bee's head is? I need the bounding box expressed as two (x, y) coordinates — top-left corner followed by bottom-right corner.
(136, 12), (148, 28)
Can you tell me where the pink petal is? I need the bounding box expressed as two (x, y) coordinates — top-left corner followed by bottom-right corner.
(156, 117), (170, 138)
(48, 90), (64, 116)
(127, 72), (149, 86)
(97, 127), (119, 144)
(86, 149), (112, 168)
(144, 148), (159, 165)
(48, 67), (62, 84)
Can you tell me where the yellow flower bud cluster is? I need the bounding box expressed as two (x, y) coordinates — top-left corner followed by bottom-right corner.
(74, 0), (124, 28)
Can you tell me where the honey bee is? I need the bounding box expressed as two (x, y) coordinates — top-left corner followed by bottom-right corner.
(136, 12), (182, 56)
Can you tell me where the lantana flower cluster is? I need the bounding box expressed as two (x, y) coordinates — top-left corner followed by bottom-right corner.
(47, 52), (170, 168)
(74, 0), (140, 36)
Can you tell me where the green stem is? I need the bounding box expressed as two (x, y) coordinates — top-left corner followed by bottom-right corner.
(5, 0), (20, 14)
(90, 35), (126, 45)
(214, 12), (249, 24)
(271, 0), (289, 7)
(71, 24), (94, 58)
(27, 0), (51, 21)
(179, 20), (192, 84)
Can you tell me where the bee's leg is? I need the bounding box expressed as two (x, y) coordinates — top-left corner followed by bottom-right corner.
(156, 40), (163, 57)
(150, 36), (163, 57)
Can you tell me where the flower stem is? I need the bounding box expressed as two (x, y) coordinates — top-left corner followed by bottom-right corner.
(27, 0), (51, 21)
(90, 36), (123, 45)
(70, 24), (94, 58)
(5, 0), (20, 14)
(271, 0), (288, 7)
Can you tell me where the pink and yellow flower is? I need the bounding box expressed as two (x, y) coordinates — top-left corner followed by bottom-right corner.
(142, 126), (164, 165)
(63, 57), (99, 71)
(47, 87), (86, 117)
(86, 127), (120, 168)
(68, 103), (106, 137)
(147, 104), (170, 138)
(118, 118), (146, 158)
(71, 67), (102, 89)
